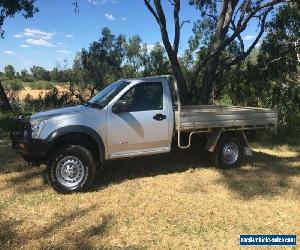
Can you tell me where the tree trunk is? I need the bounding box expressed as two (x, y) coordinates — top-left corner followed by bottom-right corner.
(169, 57), (188, 103)
(0, 81), (12, 112)
(199, 57), (219, 104)
(144, 0), (189, 104)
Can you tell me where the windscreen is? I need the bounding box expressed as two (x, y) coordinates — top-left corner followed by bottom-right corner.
(88, 80), (130, 108)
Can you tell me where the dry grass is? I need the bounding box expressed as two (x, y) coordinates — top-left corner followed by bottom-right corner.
(17, 86), (68, 100)
(0, 142), (299, 249)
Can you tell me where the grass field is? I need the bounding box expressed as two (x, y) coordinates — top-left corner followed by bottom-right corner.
(0, 142), (299, 249)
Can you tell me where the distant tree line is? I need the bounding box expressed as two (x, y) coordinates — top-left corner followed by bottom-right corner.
(0, 64), (73, 83)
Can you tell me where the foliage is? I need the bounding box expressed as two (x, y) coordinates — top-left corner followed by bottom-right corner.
(20, 69), (34, 82)
(258, 5), (299, 81)
(145, 0), (287, 104)
(0, 0), (38, 112)
(23, 87), (76, 113)
(139, 43), (171, 77)
(148, 43), (170, 76)
(69, 28), (126, 102)
(4, 65), (15, 79)
(1, 79), (23, 102)
(49, 67), (72, 82)
(125, 35), (142, 73)
(215, 5), (300, 131)
(69, 28), (171, 102)
(30, 65), (51, 81)
(0, 111), (15, 131)
(0, 0), (38, 38)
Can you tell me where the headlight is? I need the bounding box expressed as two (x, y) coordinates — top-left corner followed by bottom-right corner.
(31, 120), (46, 139)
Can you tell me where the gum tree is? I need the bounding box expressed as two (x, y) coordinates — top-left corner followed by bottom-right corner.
(144, 0), (288, 104)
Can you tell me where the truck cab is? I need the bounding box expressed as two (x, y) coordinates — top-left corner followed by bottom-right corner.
(12, 76), (175, 193)
(106, 77), (174, 158)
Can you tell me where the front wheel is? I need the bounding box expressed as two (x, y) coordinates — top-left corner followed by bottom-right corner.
(211, 134), (243, 169)
(46, 145), (96, 193)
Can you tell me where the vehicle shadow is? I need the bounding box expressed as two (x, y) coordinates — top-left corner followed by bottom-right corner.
(92, 145), (300, 200)
(2, 140), (299, 200)
(216, 149), (300, 199)
(92, 140), (212, 192)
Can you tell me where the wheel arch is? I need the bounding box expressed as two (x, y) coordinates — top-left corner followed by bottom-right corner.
(47, 125), (105, 165)
(206, 129), (250, 153)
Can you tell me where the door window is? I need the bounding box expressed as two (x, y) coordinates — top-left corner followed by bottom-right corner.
(119, 82), (163, 112)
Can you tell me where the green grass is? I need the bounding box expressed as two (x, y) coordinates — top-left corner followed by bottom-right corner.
(1, 78), (66, 91)
(22, 81), (58, 90)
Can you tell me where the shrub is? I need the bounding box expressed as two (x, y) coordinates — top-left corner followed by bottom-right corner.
(2, 79), (24, 91)
(23, 87), (77, 112)
(2, 79), (24, 100)
(0, 112), (16, 132)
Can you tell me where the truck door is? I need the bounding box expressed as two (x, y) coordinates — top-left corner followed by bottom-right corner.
(106, 81), (171, 158)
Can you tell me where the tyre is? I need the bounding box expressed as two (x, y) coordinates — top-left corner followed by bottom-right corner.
(211, 134), (243, 169)
(46, 145), (96, 193)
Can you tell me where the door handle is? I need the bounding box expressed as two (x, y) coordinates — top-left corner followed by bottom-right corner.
(153, 113), (167, 121)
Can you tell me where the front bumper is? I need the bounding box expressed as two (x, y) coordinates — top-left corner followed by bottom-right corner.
(10, 115), (51, 164)
(12, 138), (51, 163)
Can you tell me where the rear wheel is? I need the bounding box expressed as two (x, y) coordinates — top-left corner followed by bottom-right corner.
(211, 134), (242, 169)
(46, 145), (96, 193)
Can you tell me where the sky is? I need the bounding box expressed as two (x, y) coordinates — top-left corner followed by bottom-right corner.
(0, 0), (260, 72)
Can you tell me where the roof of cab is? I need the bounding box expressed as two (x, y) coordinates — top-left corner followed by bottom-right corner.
(122, 75), (173, 81)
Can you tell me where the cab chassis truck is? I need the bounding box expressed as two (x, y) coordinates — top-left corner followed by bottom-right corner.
(11, 75), (278, 193)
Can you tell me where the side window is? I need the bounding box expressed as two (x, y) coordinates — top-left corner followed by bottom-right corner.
(120, 82), (163, 112)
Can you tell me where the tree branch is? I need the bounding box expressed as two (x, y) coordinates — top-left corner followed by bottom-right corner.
(191, 0), (284, 83)
(206, 13), (218, 22)
(144, 0), (188, 101)
(72, 1), (80, 14)
(173, 0), (180, 54)
(217, 8), (270, 75)
(215, 0), (230, 42)
(231, 20), (244, 52)
(180, 20), (190, 28)
(191, 0), (238, 83)
(238, 0), (283, 30)
(222, 0), (238, 32)
(152, 0), (174, 54)
(144, 0), (160, 23)
(236, 0), (251, 27)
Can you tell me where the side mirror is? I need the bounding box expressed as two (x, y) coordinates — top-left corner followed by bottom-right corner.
(112, 100), (130, 114)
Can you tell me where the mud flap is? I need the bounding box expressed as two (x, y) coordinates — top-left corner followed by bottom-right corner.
(205, 129), (253, 156)
(205, 128), (222, 152)
(240, 131), (252, 156)
(243, 146), (252, 156)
